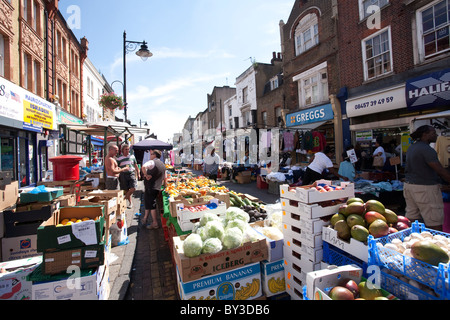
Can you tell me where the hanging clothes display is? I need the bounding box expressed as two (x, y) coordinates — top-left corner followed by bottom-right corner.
(302, 131), (314, 151)
(312, 131), (327, 153)
(283, 130), (294, 152)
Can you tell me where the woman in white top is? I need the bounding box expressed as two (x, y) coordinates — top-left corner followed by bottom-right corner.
(372, 140), (386, 170)
(302, 146), (348, 185)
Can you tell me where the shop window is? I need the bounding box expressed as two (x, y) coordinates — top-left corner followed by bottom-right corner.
(34, 60), (40, 95)
(296, 67), (329, 108)
(417, 0), (450, 60)
(362, 27), (393, 80)
(359, 0), (389, 20)
(294, 13), (319, 56)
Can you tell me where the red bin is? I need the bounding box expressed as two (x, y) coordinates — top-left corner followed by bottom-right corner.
(49, 155), (83, 181)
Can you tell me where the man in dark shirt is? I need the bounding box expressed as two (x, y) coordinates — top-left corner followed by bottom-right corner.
(404, 125), (450, 231)
(141, 150), (166, 229)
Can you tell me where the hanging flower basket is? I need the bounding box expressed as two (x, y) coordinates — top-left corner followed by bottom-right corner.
(99, 92), (125, 110)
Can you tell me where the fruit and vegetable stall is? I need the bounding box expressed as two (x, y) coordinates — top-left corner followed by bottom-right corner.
(161, 171), (450, 301)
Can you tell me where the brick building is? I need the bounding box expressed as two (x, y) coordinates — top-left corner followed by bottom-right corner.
(336, 0), (450, 169)
(280, 0), (343, 163)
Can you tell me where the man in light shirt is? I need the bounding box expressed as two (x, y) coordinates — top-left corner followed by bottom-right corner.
(302, 146), (348, 185)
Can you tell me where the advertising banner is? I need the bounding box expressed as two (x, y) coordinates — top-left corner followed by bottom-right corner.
(0, 77), (56, 132)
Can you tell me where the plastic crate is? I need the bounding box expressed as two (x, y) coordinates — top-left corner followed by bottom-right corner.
(380, 268), (440, 300)
(368, 221), (449, 299)
(323, 242), (368, 276)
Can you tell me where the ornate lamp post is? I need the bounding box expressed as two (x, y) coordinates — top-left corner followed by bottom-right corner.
(123, 30), (153, 122)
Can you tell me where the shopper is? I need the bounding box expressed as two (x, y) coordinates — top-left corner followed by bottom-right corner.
(372, 139), (386, 171)
(404, 125), (450, 231)
(338, 151), (356, 182)
(141, 150), (166, 229)
(204, 148), (221, 180)
(302, 146), (349, 185)
(117, 144), (140, 209)
(105, 144), (130, 190)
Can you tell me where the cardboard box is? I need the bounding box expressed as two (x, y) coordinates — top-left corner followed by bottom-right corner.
(282, 209), (330, 235)
(1, 234), (39, 261)
(0, 181), (19, 211)
(283, 233), (323, 263)
(0, 172), (12, 187)
(280, 180), (354, 204)
(42, 241), (106, 275)
(322, 226), (369, 262)
(283, 222), (322, 248)
(19, 187), (64, 204)
(0, 256), (42, 300)
(283, 245), (321, 275)
(56, 194), (77, 207)
(176, 201), (227, 232)
(30, 264), (109, 300)
(176, 262), (262, 300)
(283, 261), (307, 300)
(37, 206), (105, 253)
(235, 171), (252, 184)
(173, 233), (268, 283)
(87, 190), (124, 203)
(305, 264), (363, 300)
(281, 198), (343, 220)
(251, 221), (283, 262)
(79, 197), (117, 229)
(261, 259), (285, 298)
(3, 202), (60, 237)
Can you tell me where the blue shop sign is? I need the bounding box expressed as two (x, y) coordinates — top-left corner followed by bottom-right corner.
(286, 104), (334, 128)
(406, 68), (450, 111)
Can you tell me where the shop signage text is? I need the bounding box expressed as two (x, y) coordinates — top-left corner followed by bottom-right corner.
(346, 86), (405, 118)
(406, 68), (450, 111)
(286, 104), (334, 128)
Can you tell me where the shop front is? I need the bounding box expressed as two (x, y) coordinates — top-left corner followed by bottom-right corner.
(285, 103), (337, 164)
(0, 77), (57, 187)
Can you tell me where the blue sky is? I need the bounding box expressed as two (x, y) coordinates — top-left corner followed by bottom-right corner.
(59, 0), (294, 143)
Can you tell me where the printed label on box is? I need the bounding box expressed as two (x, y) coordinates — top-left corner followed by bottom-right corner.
(71, 220), (97, 245)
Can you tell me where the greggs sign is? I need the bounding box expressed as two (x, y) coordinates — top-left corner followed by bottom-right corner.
(286, 104), (334, 128)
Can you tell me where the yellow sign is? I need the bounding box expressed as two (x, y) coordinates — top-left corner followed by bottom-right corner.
(23, 99), (54, 130)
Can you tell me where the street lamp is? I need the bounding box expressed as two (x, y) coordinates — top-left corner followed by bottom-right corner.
(123, 30), (153, 122)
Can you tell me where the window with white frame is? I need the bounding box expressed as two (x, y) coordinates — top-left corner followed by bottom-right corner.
(294, 13), (319, 56)
(359, 0), (389, 20)
(362, 27), (393, 80)
(417, 0), (450, 60)
(296, 64), (329, 108)
(270, 76), (279, 90)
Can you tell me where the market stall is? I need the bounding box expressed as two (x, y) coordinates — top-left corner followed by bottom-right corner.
(132, 137), (173, 166)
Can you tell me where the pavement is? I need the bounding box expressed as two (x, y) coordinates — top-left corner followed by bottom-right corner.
(107, 170), (282, 300)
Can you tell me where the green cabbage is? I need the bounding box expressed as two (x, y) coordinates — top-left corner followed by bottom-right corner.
(182, 233), (203, 257)
(204, 220), (225, 241)
(225, 219), (248, 233)
(200, 212), (221, 227)
(202, 238), (223, 254)
(225, 207), (250, 223)
(222, 227), (244, 249)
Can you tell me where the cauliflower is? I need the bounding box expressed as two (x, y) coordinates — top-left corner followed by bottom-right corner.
(182, 233), (203, 258)
(204, 220), (225, 241)
(222, 227), (244, 250)
(202, 238), (223, 254)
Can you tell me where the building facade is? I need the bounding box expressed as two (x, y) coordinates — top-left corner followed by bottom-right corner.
(337, 0), (450, 168)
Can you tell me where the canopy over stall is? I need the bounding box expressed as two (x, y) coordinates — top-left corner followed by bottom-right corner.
(410, 110), (450, 132)
(132, 137), (173, 165)
(59, 121), (150, 166)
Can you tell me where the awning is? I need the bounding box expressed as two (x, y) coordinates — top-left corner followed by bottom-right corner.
(286, 120), (329, 131)
(410, 110), (450, 131)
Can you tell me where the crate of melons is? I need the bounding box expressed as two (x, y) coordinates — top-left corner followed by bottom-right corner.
(368, 221), (450, 299)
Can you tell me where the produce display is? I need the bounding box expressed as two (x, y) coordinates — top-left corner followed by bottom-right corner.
(326, 279), (388, 300)
(56, 217), (101, 227)
(164, 174), (229, 198)
(329, 197), (411, 243)
(181, 207), (261, 257)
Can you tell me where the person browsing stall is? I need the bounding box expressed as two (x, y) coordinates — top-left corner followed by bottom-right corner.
(105, 144), (130, 190)
(302, 146), (349, 185)
(141, 150), (166, 230)
(117, 144), (140, 209)
(404, 125), (450, 231)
